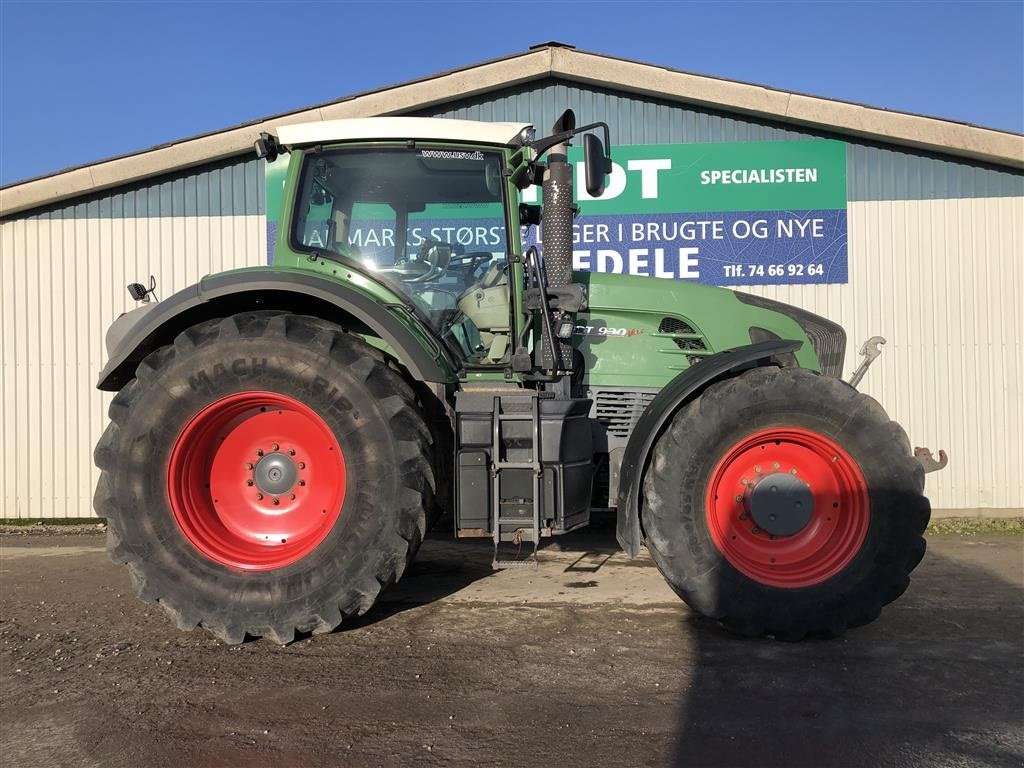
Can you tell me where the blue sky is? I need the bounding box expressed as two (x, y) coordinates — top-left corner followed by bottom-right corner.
(1, 0), (1021, 186)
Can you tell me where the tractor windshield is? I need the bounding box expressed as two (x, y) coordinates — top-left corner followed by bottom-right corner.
(291, 146), (512, 365)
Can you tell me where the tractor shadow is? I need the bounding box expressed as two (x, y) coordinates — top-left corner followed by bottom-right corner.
(334, 512), (624, 632)
(331, 529), (499, 631)
(669, 540), (1024, 767)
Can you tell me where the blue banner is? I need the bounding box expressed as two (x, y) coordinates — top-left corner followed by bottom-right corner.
(525, 209), (848, 286)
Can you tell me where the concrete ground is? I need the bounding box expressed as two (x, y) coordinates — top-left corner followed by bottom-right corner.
(1, 524), (1021, 768)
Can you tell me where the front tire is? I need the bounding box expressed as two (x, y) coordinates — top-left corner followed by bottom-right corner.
(94, 312), (434, 644)
(642, 367), (929, 639)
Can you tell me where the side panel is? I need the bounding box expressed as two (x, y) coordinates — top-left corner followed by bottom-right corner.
(576, 272), (818, 388)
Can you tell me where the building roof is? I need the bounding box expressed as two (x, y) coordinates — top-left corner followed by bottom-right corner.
(275, 117), (531, 148)
(2, 42), (1021, 217)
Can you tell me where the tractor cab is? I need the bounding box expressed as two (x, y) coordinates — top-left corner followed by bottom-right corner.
(288, 143), (515, 366)
(264, 114), (612, 380)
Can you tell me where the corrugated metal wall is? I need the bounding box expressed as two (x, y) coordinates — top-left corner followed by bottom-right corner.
(0, 157), (266, 518)
(416, 78), (1024, 201)
(1, 77), (1021, 517)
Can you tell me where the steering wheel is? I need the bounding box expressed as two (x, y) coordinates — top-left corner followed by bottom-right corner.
(448, 251), (493, 279)
(405, 237), (453, 282)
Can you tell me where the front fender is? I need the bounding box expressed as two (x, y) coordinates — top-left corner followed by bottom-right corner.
(97, 269), (457, 391)
(615, 339), (802, 557)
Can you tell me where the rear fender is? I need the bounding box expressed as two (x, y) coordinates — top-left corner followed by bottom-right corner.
(615, 339), (803, 557)
(97, 270), (456, 391)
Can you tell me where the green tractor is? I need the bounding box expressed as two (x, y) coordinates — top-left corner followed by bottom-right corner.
(94, 111), (930, 644)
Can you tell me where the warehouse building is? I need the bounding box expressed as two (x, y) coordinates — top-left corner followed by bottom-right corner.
(1, 43), (1022, 519)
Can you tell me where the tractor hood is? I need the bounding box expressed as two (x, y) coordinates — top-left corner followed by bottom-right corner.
(573, 272), (843, 389)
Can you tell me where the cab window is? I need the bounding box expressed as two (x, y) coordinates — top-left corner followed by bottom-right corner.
(292, 147), (512, 365)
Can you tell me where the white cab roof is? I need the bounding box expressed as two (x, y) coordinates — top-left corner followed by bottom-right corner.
(275, 117), (532, 149)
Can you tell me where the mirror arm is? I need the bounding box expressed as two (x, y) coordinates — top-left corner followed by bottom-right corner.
(574, 121), (612, 157)
(529, 121), (612, 160)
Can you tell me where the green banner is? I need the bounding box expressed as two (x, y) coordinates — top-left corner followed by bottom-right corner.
(521, 140), (847, 213)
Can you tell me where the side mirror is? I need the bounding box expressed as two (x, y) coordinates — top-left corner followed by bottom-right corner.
(583, 133), (611, 198)
(254, 132), (280, 162)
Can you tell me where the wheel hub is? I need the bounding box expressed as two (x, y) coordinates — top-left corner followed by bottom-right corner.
(704, 427), (870, 588)
(748, 472), (814, 536)
(167, 392), (346, 571)
(254, 452), (298, 496)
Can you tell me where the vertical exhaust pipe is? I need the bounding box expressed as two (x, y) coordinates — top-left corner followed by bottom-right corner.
(540, 110), (577, 378)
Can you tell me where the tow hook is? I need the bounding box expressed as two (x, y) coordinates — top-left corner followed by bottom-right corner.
(847, 336), (886, 388)
(914, 447), (949, 474)
(846, 337), (948, 473)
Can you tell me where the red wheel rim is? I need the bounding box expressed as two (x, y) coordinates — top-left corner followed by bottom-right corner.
(705, 427), (869, 588)
(167, 392), (346, 571)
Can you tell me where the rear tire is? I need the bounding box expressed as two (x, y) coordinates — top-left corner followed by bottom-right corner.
(94, 312), (434, 644)
(642, 367), (929, 639)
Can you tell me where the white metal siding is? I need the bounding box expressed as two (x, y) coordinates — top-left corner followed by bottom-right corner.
(742, 196), (1023, 511)
(0, 214), (266, 518)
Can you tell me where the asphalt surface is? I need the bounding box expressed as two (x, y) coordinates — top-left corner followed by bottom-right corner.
(1, 525), (1022, 768)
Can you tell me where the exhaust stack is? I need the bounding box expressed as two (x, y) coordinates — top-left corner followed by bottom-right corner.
(540, 110), (578, 379)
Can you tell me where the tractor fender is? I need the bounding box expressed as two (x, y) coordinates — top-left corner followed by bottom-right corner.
(615, 339), (803, 557)
(96, 269), (454, 391)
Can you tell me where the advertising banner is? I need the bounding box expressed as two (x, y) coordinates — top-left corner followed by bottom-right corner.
(525, 139), (848, 286)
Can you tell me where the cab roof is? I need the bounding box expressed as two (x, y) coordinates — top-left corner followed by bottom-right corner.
(275, 117), (532, 149)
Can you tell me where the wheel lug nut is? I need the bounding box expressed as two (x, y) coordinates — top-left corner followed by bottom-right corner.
(289, 449), (296, 456)
(773, 462), (780, 470)
(246, 480), (254, 487)
(272, 497), (280, 505)
(754, 465), (762, 474)
(734, 495), (743, 503)
(298, 462), (306, 470)
(298, 480), (306, 487)
(256, 493), (263, 500)
(256, 449), (264, 457)
(790, 468), (798, 475)
(246, 463), (254, 470)
(272, 443), (279, 451)
(289, 494), (296, 500)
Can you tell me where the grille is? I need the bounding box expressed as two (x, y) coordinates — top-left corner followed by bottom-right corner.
(658, 317), (708, 353)
(802, 323), (845, 378)
(593, 389), (658, 438)
(735, 292), (847, 378)
(658, 317), (696, 335)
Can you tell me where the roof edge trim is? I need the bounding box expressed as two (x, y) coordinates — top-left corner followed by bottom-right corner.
(550, 49), (1024, 170)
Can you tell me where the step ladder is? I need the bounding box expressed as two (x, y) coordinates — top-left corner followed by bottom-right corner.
(490, 394), (542, 569)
